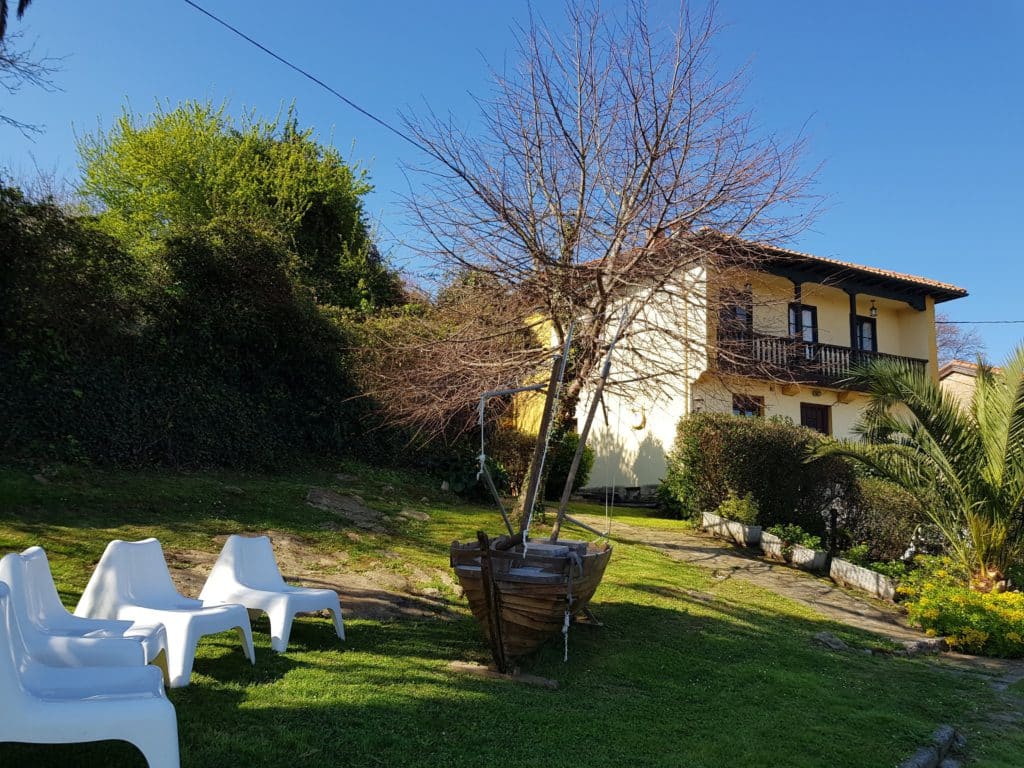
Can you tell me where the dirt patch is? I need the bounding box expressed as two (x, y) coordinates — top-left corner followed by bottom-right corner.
(164, 530), (460, 622)
(306, 487), (388, 532)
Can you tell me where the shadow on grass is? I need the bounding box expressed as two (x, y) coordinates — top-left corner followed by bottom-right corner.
(0, 596), (996, 768)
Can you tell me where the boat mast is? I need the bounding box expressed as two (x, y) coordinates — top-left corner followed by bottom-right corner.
(549, 307), (628, 542)
(518, 325), (574, 536)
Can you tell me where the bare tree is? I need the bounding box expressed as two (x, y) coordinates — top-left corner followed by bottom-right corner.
(0, 0), (33, 41)
(1, 32), (59, 136)
(376, 1), (817, 437)
(936, 313), (986, 366)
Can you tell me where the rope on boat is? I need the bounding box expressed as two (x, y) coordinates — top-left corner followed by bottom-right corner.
(562, 550), (583, 662)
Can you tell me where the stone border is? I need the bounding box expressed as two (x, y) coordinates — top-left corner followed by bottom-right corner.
(830, 557), (897, 601)
(899, 725), (965, 768)
(700, 511), (761, 547)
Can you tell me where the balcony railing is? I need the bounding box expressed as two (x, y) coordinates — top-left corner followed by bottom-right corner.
(716, 330), (928, 389)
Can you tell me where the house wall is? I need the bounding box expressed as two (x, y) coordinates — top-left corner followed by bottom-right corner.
(940, 370), (977, 409)
(730, 268), (938, 370)
(583, 263), (945, 488)
(584, 265), (708, 488)
(692, 375), (871, 440)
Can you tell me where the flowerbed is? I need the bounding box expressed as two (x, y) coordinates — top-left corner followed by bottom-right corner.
(899, 557), (1024, 658)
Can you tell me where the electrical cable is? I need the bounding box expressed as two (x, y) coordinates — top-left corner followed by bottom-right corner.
(181, 0), (432, 156)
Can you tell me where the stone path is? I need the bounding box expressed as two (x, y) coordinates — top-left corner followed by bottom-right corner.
(582, 514), (1024, 695)
(581, 515), (932, 646)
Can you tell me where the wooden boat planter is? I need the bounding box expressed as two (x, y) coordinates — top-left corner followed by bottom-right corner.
(451, 314), (625, 672)
(450, 535), (611, 671)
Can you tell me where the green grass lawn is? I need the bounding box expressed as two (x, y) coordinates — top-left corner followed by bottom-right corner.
(0, 463), (1020, 767)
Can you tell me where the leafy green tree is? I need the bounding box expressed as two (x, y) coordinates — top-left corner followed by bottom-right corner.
(817, 353), (1024, 592)
(78, 100), (402, 309)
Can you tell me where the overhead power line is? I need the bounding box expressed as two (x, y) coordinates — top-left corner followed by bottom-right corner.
(935, 320), (1024, 325)
(180, 0), (431, 156)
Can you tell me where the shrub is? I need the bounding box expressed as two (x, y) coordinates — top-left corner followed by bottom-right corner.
(842, 476), (926, 562)
(842, 542), (911, 582)
(716, 490), (759, 525)
(655, 482), (686, 518)
(489, 428), (537, 497)
(0, 187), (391, 468)
(899, 556), (1024, 658)
(543, 429), (594, 501)
(412, 436), (509, 500)
(661, 413), (857, 537)
(766, 523), (822, 553)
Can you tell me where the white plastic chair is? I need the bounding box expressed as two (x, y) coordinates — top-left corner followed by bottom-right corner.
(74, 538), (255, 688)
(0, 547), (170, 681)
(200, 534), (345, 652)
(0, 581), (180, 768)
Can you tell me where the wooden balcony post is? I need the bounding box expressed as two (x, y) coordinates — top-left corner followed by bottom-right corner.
(847, 290), (859, 364)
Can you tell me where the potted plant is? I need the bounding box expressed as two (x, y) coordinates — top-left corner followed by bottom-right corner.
(829, 544), (902, 601)
(762, 524), (828, 573)
(701, 491), (761, 548)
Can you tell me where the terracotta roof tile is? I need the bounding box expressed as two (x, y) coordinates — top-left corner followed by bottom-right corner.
(748, 239), (968, 296)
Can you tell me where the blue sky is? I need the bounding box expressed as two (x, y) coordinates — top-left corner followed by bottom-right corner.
(3, 1), (1022, 358)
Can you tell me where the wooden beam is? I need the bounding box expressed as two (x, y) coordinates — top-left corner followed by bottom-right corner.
(562, 514), (609, 539)
(766, 263), (927, 310)
(848, 290), (859, 351)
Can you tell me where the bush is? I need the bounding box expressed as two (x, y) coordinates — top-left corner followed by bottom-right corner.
(716, 491), (758, 525)
(841, 476), (926, 562)
(489, 428), (537, 497)
(842, 543), (910, 581)
(0, 186), (392, 468)
(661, 413), (858, 537)
(543, 429), (594, 501)
(766, 523), (822, 553)
(899, 556), (1024, 658)
(411, 435), (509, 500)
(655, 482), (686, 518)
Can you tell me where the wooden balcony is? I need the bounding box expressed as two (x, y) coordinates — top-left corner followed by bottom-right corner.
(716, 331), (927, 390)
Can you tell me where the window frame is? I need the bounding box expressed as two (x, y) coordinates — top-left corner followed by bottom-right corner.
(855, 315), (877, 353)
(799, 402), (831, 435)
(719, 287), (754, 336)
(732, 394), (765, 418)
(788, 303), (819, 344)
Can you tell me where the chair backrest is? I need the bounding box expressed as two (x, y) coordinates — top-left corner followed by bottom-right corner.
(219, 535), (287, 591)
(76, 538), (182, 617)
(0, 553), (46, 635)
(18, 547), (74, 627)
(0, 582), (30, 702)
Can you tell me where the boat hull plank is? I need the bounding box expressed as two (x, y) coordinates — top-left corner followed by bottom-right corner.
(451, 537), (612, 671)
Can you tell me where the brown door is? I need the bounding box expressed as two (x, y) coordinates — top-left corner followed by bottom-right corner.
(800, 403), (831, 435)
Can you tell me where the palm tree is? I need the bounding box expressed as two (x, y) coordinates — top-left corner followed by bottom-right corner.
(0, 0), (33, 41)
(818, 349), (1024, 592)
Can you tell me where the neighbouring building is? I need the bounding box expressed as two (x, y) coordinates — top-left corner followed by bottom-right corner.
(583, 237), (968, 489)
(938, 359), (994, 409)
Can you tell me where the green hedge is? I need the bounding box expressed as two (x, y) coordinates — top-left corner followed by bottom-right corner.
(840, 476), (925, 562)
(0, 186), (389, 468)
(544, 429), (594, 501)
(660, 413), (858, 537)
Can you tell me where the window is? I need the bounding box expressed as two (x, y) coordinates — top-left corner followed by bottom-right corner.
(855, 316), (877, 353)
(800, 402), (831, 435)
(788, 303), (818, 344)
(732, 394), (765, 418)
(719, 288), (753, 335)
